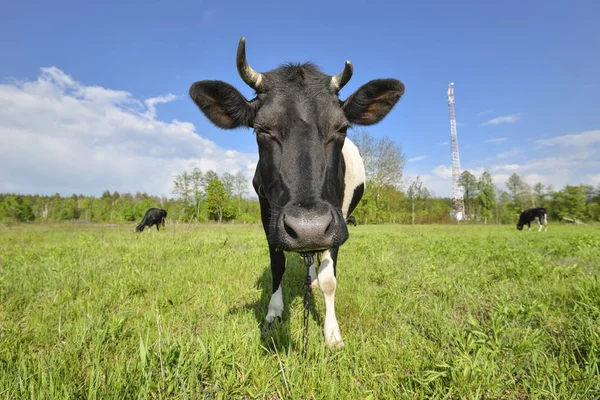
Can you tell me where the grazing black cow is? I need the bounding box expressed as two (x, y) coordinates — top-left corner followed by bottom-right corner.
(189, 37), (404, 348)
(346, 216), (357, 226)
(136, 208), (167, 232)
(517, 207), (548, 232)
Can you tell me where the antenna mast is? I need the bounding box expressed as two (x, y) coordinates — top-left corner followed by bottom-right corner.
(447, 82), (465, 221)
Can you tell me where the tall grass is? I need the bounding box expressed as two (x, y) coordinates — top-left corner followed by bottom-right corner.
(1, 223), (599, 398)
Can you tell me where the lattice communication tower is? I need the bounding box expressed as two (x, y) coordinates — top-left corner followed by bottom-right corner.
(447, 82), (465, 221)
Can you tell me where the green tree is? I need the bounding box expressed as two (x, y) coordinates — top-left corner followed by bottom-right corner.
(221, 172), (235, 197)
(190, 168), (205, 219)
(173, 171), (192, 204)
(0, 195), (35, 222)
(202, 170), (219, 188)
(173, 170), (201, 221)
(533, 182), (546, 208)
(80, 197), (92, 222)
(551, 185), (587, 221)
(233, 171), (249, 216)
(495, 190), (514, 224)
(351, 129), (406, 213)
(588, 202), (600, 221)
(459, 170), (478, 219)
(205, 177), (227, 222)
(582, 185), (597, 204)
(477, 170), (496, 224)
(407, 176), (424, 225)
(588, 184), (600, 221)
(506, 173), (533, 212)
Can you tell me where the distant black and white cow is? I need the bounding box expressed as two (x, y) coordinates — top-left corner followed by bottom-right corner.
(189, 37), (404, 348)
(517, 207), (548, 232)
(136, 208), (167, 232)
(346, 216), (357, 226)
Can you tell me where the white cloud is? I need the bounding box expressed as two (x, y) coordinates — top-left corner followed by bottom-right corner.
(491, 164), (520, 172)
(407, 155), (427, 162)
(583, 173), (600, 186)
(411, 142), (599, 197)
(433, 165), (452, 179)
(485, 137), (508, 144)
(496, 149), (523, 159)
(479, 109), (494, 116)
(144, 94), (179, 119)
(0, 67), (258, 196)
(409, 127), (600, 197)
(536, 130), (600, 147)
(487, 149), (600, 189)
(406, 165), (484, 197)
(439, 141), (449, 146)
(481, 113), (522, 126)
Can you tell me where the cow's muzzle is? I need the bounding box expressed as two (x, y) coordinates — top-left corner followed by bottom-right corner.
(277, 203), (348, 252)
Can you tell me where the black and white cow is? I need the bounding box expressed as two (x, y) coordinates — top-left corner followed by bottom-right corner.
(517, 207), (548, 232)
(136, 208), (167, 232)
(189, 37), (404, 348)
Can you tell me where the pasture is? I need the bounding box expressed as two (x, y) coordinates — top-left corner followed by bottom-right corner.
(1, 223), (599, 398)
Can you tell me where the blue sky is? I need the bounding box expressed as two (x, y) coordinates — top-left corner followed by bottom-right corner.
(1, 0), (599, 196)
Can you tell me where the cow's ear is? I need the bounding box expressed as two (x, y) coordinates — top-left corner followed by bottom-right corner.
(189, 80), (254, 129)
(342, 79), (404, 125)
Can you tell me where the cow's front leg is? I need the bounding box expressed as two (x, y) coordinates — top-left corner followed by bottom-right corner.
(318, 248), (343, 348)
(266, 247), (286, 327)
(309, 259), (318, 289)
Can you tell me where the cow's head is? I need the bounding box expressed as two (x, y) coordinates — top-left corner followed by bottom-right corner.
(516, 223), (524, 231)
(190, 38), (404, 252)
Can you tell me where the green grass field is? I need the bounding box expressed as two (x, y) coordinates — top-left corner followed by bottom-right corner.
(1, 223), (599, 399)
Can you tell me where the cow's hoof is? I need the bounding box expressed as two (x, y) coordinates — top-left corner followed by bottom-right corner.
(326, 337), (345, 350)
(266, 316), (282, 331)
(324, 326), (344, 349)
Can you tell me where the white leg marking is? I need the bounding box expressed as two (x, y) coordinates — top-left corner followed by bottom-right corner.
(309, 263), (318, 289)
(538, 220), (542, 232)
(266, 286), (283, 324)
(318, 250), (343, 348)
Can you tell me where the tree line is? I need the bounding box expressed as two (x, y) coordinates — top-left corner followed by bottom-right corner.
(2, 131), (599, 225)
(458, 170), (600, 224)
(0, 169), (261, 225)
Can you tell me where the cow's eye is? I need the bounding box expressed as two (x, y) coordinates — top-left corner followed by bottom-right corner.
(334, 125), (349, 139)
(328, 126), (348, 144)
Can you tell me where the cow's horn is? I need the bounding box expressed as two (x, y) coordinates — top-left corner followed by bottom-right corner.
(236, 37), (264, 90)
(331, 61), (353, 91)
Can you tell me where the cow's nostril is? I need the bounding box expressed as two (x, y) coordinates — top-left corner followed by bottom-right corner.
(283, 217), (298, 239)
(324, 212), (334, 235)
